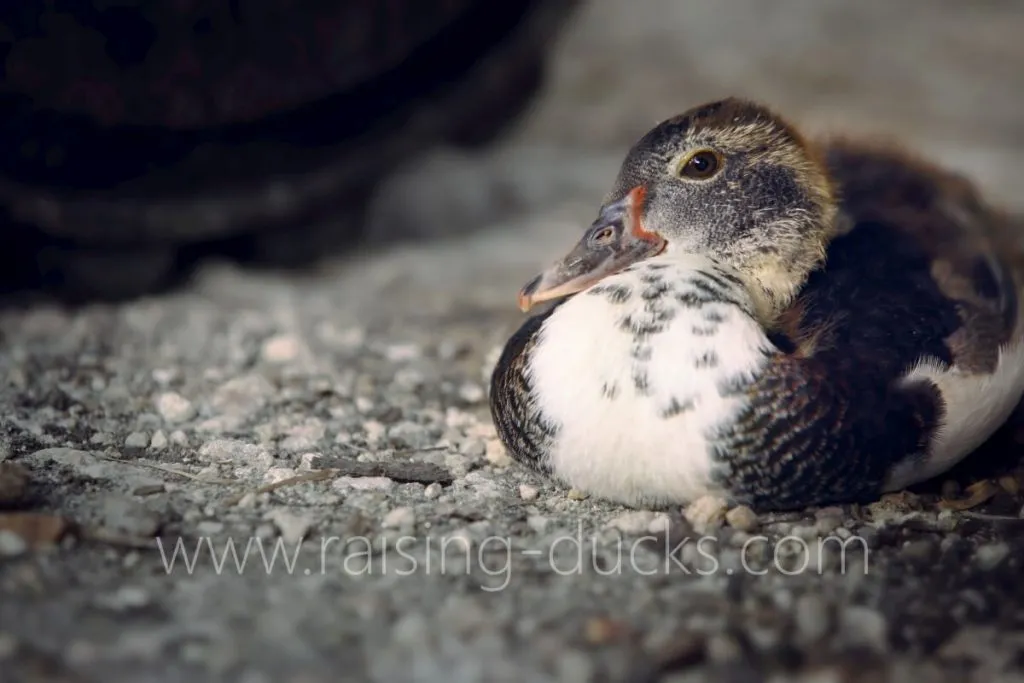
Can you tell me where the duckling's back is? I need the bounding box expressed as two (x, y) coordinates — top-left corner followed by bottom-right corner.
(782, 140), (1024, 489)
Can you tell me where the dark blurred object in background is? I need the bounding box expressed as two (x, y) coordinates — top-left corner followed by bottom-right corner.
(0, 0), (578, 301)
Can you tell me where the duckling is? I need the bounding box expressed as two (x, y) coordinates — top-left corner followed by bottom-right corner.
(489, 97), (1024, 511)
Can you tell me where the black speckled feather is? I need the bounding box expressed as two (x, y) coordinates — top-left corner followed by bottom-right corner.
(489, 303), (561, 472)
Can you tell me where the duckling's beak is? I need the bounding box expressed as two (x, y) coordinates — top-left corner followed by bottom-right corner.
(518, 186), (666, 312)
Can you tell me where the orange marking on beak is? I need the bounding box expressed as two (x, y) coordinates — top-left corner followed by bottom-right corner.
(627, 186), (657, 242)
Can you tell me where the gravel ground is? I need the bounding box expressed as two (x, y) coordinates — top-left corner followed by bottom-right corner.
(3, 2), (1024, 682)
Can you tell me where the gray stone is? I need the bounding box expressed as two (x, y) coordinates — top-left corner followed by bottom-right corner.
(198, 440), (274, 470)
(518, 484), (540, 502)
(154, 392), (196, 423)
(0, 531), (27, 557)
(260, 334), (302, 364)
(210, 374), (275, 417)
(976, 542), (1010, 570)
(382, 506), (416, 532)
(100, 497), (162, 538)
(387, 422), (434, 450)
(149, 430), (168, 451)
(93, 587), (152, 612)
(24, 448), (123, 482)
(685, 496), (728, 533)
(124, 431), (149, 456)
(333, 476), (394, 492)
(266, 509), (314, 545)
(196, 521), (225, 536)
(605, 511), (658, 535)
(279, 420), (326, 452)
(794, 593), (832, 644)
(725, 505), (759, 532)
(838, 606), (889, 653)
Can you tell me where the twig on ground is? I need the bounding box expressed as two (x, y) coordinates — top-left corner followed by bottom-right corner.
(95, 455), (238, 485)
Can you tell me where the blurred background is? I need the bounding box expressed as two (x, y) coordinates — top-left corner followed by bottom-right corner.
(2, 0), (1021, 304)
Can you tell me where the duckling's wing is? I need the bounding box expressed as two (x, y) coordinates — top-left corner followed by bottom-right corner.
(776, 140), (1024, 491)
(819, 139), (1024, 372)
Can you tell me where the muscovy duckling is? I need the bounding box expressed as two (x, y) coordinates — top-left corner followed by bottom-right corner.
(490, 98), (1024, 511)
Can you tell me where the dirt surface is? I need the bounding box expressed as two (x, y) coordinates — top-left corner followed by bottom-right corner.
(2, 2), (1024, 682)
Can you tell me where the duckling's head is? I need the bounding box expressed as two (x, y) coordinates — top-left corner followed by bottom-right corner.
(519, 98), (838, 323)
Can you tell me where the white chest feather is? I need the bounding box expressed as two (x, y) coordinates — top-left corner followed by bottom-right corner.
(526, 255), (776, 507)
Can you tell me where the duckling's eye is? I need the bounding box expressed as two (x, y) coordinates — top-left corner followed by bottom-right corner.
(678, 150), (721, 180)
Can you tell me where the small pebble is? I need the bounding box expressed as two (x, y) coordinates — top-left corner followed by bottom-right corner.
(901, 538), (938, 564)
(518, 484), (539, 502)
(0, 462), (30, 506)
(196, 521), (224, 536)
(460, 439), (486, 459)
(170, 430), (189, 446)
(263, 467), (298, 484)
(423, 482), (443, 499)
(149, 430), (168, 451)
(94, 587), (151, 612)
(266, 510), (313, 545)
(583, 617), (624, 645)
(838, 605), (888, 653)
(647, 513), (672, 535)
(0, 530), (27, 557)
(388, 422), (433, 450)
(101, 497), (161, 537)
(605, 511), (657, 535)
(725, 505), (759, 532)
(794, 594), (832, 644)
(685, 495), (727, 533)
(814, 515), (842, 536)
(154, 392), (196, 423)
(975, 542), (1010, 570)
(382, 507), (416, 531)
(458, 382), (485, 404)
(123, 431), (149, 455)
(279, 420), (326, 452)
(555, 650), (594, 683)
(261, 334), (301, 363)
(462, 471), (503, 499)
(363, 420), (387, 445)
(384, 343), (420, 362)
(210, 374), (275, 417)
(235, 493), (258, 509)
(437, 339), (471, 361)
(298, 453), (323, 471)
(333, 476), (394, 492)
(527, 516), (550, 534)
(198, 439), (274, 470)
(485, 440), (512, 467)
(152, 368), (177, 385)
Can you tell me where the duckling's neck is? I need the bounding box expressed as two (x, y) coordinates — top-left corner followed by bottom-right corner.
(722, 205), (842, 327)
(527, 253), (781, 505)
